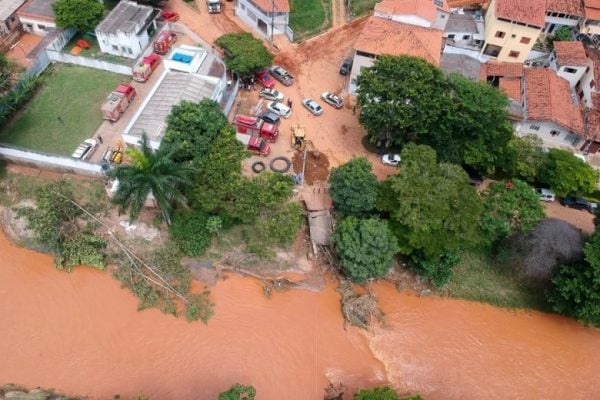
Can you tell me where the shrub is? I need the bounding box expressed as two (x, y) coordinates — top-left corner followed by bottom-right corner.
(169, 209), (212, 257)
(329, 157), (379, 215)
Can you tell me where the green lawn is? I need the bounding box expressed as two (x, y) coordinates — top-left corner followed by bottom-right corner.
(0, 64), (127, 155)
(65, 33), (134, 66)
(289, 0), (332, 41)
(442, 252), (550, 311)
(350, 0), (378, 18)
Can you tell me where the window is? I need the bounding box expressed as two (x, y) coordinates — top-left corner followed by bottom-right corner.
(550, 130), (560, 136)
(511, 34), (516, 38)
(37, 24), (45, 30)
(565, 133), (581, 145)
(127, 47), (133, 54)
(495, 31), (505, 38)
(448, 34), (455, 39)
(564, 67), (578, 74)
(433, 0), (444, 6)
(508, 50), (520, 58)
(530, 125), (540, 131)
(462, 34), (470, 40)
(586, 66), (591, 73)
(112, 45), (118, 51)
(579, 90), (584, 98)
(520, 37), (531, 44)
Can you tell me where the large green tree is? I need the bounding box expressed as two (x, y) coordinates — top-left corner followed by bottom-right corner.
(500, 135), (545, 182)
(548, 231), (600, 327)
(108, 133), (195, 225)
(376, 144), (481, 260)
(357, 55), (513, 174)
(332, 217), (398, 282)
(215, 32), (274, 78)
(218, 384), (256, 400)
(162, 100), (230, 164)
(353, 387), (421, 400)
(329, 157), (379, 215)
(479, 179), (545, 246)
(53, 0), (104, 32)
(538, 149), (598, 196)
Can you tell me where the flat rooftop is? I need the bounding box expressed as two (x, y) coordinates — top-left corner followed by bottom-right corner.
(0, 0), (27, 21)
(17, 0), (56, 20)
(445, 13), (478, 33)
(96, 0), (154, 34)
(125, 71), (219, 142)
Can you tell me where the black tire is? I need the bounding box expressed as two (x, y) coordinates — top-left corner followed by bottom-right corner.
(252, 161), (266, 173)
(270, 156), (292, 173)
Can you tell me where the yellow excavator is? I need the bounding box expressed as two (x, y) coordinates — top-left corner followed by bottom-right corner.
(291, 125), (319, 156)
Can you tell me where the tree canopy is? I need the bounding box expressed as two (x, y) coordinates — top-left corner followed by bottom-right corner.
(376, 144), (481, 260)
(353, 387), (421, 400)
(500, 135), (545, 182)
(538, 149), (598, 196)
(53, 0), (104, 32)
(548, 230), (600, 327)
(332, 217), (398, 282)
(162, 100), (230, 164)
(218, 384), (256, 400)
(329, 157), (379, 215)
(479, 179), (545, 246)
(108, 133), (195, 225)
(356, 55), (513, 173)
(215, 32), (274, 78)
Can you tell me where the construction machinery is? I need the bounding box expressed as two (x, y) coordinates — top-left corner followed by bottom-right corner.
(291, 125), (319, 155)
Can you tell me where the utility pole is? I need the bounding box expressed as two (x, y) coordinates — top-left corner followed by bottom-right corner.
(271, 0), (275, 45)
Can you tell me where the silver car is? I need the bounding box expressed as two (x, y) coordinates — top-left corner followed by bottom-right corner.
(321, 92), (344, 109)
(270, 65), (294, 86)
(302, 98), (323, 116)
(382, 154), (401, 166)
(259, 87), (284, 101)
(72, 138), (98, 160)
(267, 101), (292, 118)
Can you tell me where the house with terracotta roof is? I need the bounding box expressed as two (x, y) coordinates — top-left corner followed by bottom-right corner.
(480, 0), (545, 63)
(16, 0), (56, 35)
(516, 68), (585, 151)
(575, 47), (600, 108)
(348, 16), (443, 93)
(235, 0), (289, 40)
(549, 41), (589, 89)
(544, 0), (584, 34)
(479, 61), (524, 119)
(373, 0), (450, 30)
(579, 0), (600, 44)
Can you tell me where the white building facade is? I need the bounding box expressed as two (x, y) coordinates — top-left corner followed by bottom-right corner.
(235, 0), (290, 40)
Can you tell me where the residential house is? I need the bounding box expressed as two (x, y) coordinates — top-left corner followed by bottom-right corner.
(480, 60), (524, 119)
(16, 0), (56, 35)
(544, 0), (584, 34)
(447, 0), (487, 7)
(235, 0), (289, 40)
(516, 68), (585, 151)
(373, 0), (450, 30)
(95, 1), (157, 60)
(349, 16), (443, 93)
(0, 0), (27, 49)
(444, 11), (484, 48)
(583, 92), (600, 152)
(579, 0), (600, 45)
(481, 0), (545, 63)
(576, 47), (599, 108)
(549, 40), (588, 88)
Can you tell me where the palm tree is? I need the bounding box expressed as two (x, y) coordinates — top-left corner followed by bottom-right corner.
(108, 133), (195, 225)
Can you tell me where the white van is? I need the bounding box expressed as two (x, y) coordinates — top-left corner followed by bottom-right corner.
(536, 188), (556, 202)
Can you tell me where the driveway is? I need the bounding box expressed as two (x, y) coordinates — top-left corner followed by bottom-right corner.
(543, 201), (595, 234)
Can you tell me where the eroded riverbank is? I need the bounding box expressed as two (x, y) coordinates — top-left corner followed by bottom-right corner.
(1, 232), (599, 399)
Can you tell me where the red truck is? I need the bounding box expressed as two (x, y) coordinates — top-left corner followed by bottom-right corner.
(101, 84), (136, 122)
(235, 133), (271, 156)
(154, 31), (177, 55)
(233, 114), (279, 142)
(133, 54), (161, 82)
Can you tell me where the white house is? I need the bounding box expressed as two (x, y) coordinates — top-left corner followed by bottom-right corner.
(516, 68), (585, 151)
(578, 0), (600, 45)
(95, 1), (157, 60)
(544, 0), (584, 34)
(235, 0), (290, 40)
(349, 16), (443, 93)
(575, 46), (600, 108)
(549, 40), (589, 88)
(374, 0), (450, 30)
(443, 11), (484, 49)
(16, 0), (57, 35)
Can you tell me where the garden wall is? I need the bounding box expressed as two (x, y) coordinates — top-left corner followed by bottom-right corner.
(46, 51), (133, 75)
(0, 145), (104, 177)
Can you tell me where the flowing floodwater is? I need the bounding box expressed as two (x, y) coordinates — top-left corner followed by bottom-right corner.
(1, 231), (599, 399)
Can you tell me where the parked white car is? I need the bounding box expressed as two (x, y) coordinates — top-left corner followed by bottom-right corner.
(72, 138), (98, 160)
(259, 87), (284, 101)
(536, 188), (555, 202)
(321, 92), (344, 109)
(302, 98), (323, 116)
(382, 154), (401, 166)
(266, 101), (292, 118)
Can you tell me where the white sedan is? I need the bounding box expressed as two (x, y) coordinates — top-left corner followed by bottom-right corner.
(321, 92), (344, 109)
(382, 154), (401, 166)
(266, 101), (292, 118)
(72, 138), (98, 160)
(302, 98), (323, 116)
(259, 87), (284, 101)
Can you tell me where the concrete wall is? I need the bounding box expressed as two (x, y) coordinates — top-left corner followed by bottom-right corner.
(577, 66), (595, 108)
(46, 50), (133, 75)
(236, 0), (289, 39)
(0, 145), (104, 176)
(515, 120), (583, 150)
(482, 0), (541, 63)
(551, 62), (587, 89)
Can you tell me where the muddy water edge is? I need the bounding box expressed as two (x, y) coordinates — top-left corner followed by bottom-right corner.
(1, 232), (599, 400)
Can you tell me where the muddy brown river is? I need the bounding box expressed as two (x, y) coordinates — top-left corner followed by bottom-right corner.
(1, 232), (599, 399)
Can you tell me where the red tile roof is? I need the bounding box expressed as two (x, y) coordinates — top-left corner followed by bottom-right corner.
(447, 0), (487, 6)
(554, 41), (588, 66)
(252, 0), (289, 13)
(479, 60), (524, 80)
(499, 77), (522, 101)
(584, 0), (600, 19)
(495, 0), (546, 27)
(354, 16), (443, 65)
(585, 47), (600, 82)
(374, 0), (437, 23)
(524, 68), (584, 134)
(586, 92), (600, 140)
(546, 0), (584, 16)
